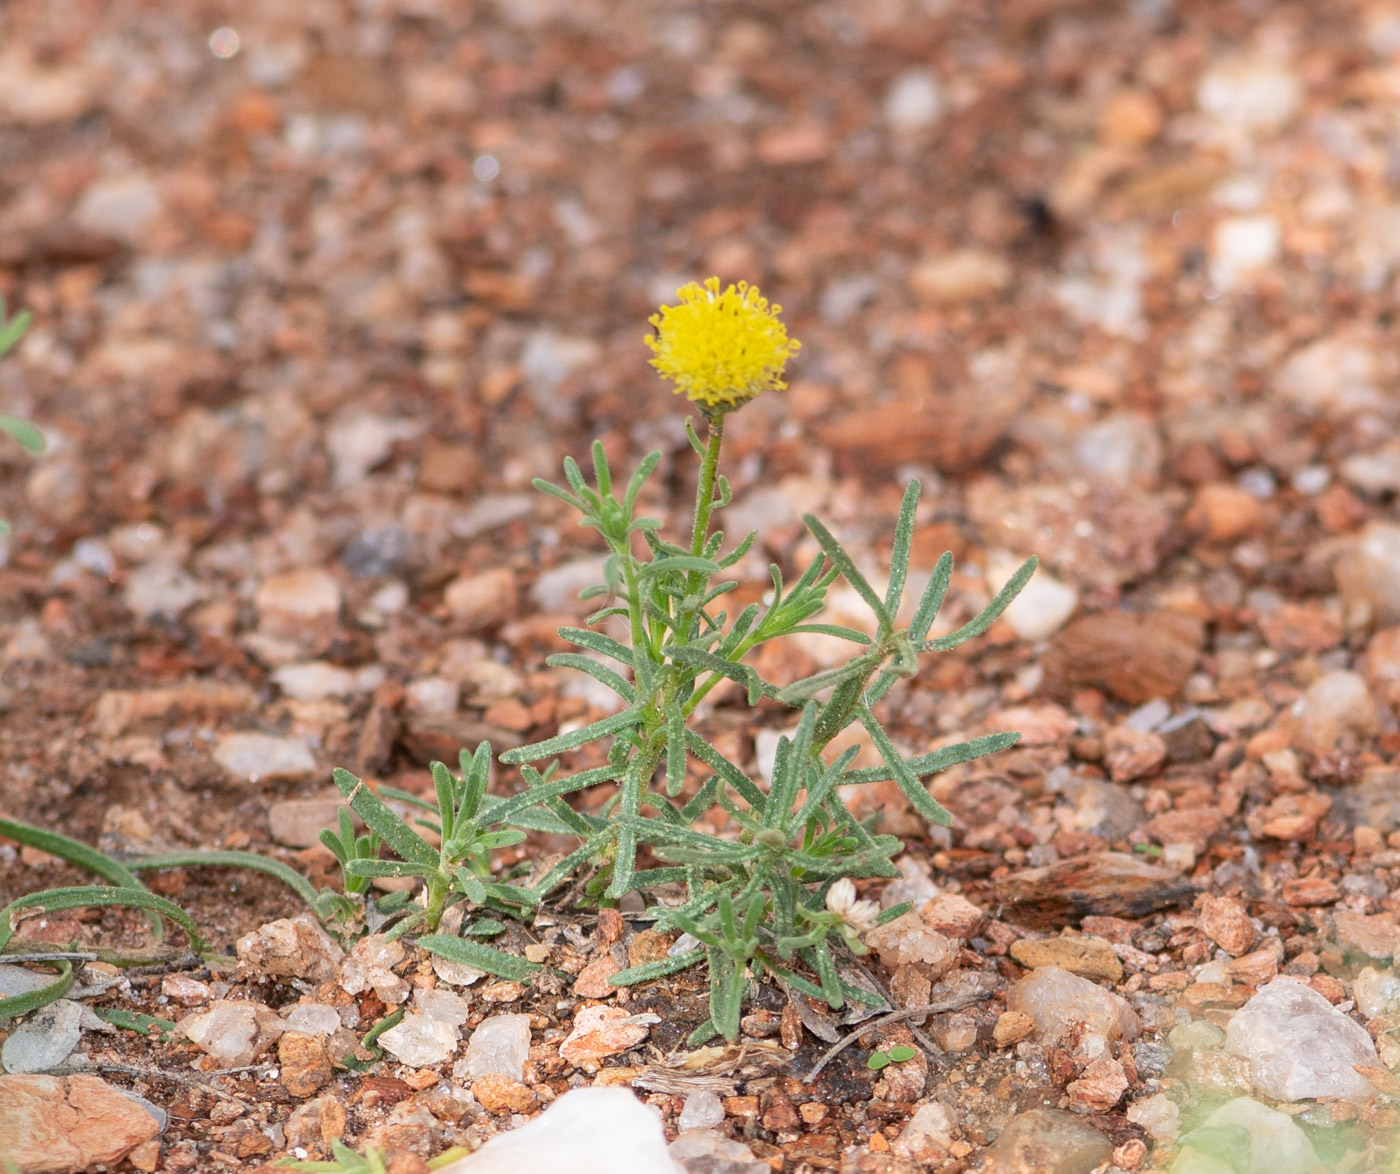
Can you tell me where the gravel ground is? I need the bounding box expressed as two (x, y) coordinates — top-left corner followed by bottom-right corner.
(5, 0), (1400, 1171)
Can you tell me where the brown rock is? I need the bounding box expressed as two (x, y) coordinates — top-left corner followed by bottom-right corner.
(0, 1074), (162, 1173)
(1098, 90), (1162, 147)
(470, 1073), (537, 1114)
(1140, 808), (1224, 854)
(1185, 483), (1264, 543)
(1102, 727), (1167, 782)
(994, 852), (1198, 930)
(1198, 895), (1256, 956)
(94, 680), (257, 738)
(1259, 602), (1343, 655)
(444, 567), (517, 630)
(279, 1031), (333, 1097)
(920, 893), (986, 938)
(1043, 612), (1204, 704)
(1334, 911), (1400, 960)
(1281, 876), (1341, 906)
(285, 1093), (349, 1149)
(571, 953), (622, 999)
(1247, 792), (1332, 841)
(1226, 943), (1283, 986)
(993, 1011), (1036, 1047)
(1009, 936), (1123, 983)
(760, 1086), (802, 1131)
(558, 1005), (656, 1065)
(1066, 1056), (1129, 1112)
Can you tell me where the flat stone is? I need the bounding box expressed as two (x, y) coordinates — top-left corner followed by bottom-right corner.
(178, 999), (283, 1067)
(994, 851), (1198, 930)
(1009, 936), (1123, 983)
(378, 1013), (459, 1067)
(267, 797), (352, 848)
(2, 999), (83, 1073)
(1043, 612), (1203, 704)
(670, 1129), (769, 1173)
(0, 1074), (163, 1173)
(979, 1108), (1112, 1174)
(1223, 978), (1380, 1102)
(1175, 1097), (1318, 1174)
(212, 732), (317, 782)
(433, 1086), (683, 1174)
(339, 933), (410, 1004)
(559, 1006), (658, 1066)
(278, 1031), (333, 1097)
(459, 1013), (531, 1080)
(1006, 966), (1139, 1063)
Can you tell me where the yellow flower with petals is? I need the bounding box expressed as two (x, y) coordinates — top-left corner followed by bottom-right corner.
(645, 278), (800, 415)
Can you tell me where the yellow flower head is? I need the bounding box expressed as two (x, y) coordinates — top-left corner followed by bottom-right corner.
(645, 278), (801, 415)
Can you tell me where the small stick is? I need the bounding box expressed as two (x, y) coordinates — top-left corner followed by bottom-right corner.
(802, 990), (994, 1084)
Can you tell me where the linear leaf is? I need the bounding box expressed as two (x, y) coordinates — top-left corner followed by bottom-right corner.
(856, 708), (952, 827)
(802, 514), (891, 632)
(928, 555), (1037, 651)
(609, 947), (705, 987)
(885, 481), (920, 616)
(498, 709), (640, 764)
(132, 850), (326, 915)
(418, 934), (542, 983)
(0, 962), (71, 1021)
(545, 653), (636, 703)
(333, 768), (438, 866)
(842, 731), (1022, 783)
(558, 627), (634, 666)
(0, 886), (206, 955)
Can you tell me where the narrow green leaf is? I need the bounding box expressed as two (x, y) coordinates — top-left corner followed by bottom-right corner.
(802, 514), (891, 632)
(609, 946), (704, 986)
(0, 886), (206, 955)
(668, 644), (767, 706)
(842, 731), (1021, 784)
(884, 481), (920, 616)
(0, 961), (71, 1021)
(785, 623), (873, 644)
(498, 708), (639, 764)
(485, 763), (623, 825)
(928, 555), (1037, 651)
(94, 1005), (177, 1038)
(665, 704), (687, 797)
(343, 859), (437, 878)
(332, 768), (438, 866)
(856, 707), (953, 826)
(0, 415), (44, 454)
(545, 653), (636, 703)
(685, 731), (767, 812)
(418, 934), (542, 983)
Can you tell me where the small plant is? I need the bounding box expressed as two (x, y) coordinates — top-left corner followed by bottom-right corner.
(867, 1045), (919, 1070)
(0, 297), (42, 534)
(279, 1142), (468, 1173)
(325, 277), (1032, 1042)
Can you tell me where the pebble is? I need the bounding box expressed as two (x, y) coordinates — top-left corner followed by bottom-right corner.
(1074, 413), (1162, 487)
(1223, 978), (1380, 1102)
(994, 852), (1197, 929)
(1175, 1097), (1317, 1174)
(978, 1108), (1111, 1174)
(255, 568), (342, 635)
(1276, 337), (1382, 417)
(470, 1073), (538, 1114)
(1341, 443), (1400, 496)
(1197, 895), (1256, 956)
(1209, 215), (1280, 290)
(95, 680), (257, 738)
(884, 68), (943, 131)
(1052, 773), (1146, 842)
(178, 999), (284, 1067)
(1102, 725), (1166, 782)
(558, 1006), (658, 1066)
(445, 566), (519, 629)
(1009, 936), (1123, 983)
(1006, 966), (1140, 1063)
(1197, 56), (1301, 132)
(272, 661), (383, 700)
(459, 1013), (531, 1081)
(282, 1003), (342, 1036)
(1098, 90), (1162, 148)
(677, 1090), (726, 1131)
(405, 675), (460, 716)
(894, 1100), (958, 1165)
(2, 999), (83, 1073)
(1125, 1092), (1179, 1143)
(339, 934), (410, 1004)
(1337, 522), (1400, 628)
(1284, 670), (1378, 757)
(1066, 1055), (1129, 1112)
(670, 1129), (769, 1173)
(325, 411), (422, 489)
(268, 797), (351, 847)
(73, 172), (163, 242)
(378, 1013), (459, 1067)
(1186, 483), (1264, 543)
(908, 249), (1009, 304)
(121, 557), (206, 621)
(862, 911), (957, 974)
(432, 1087), (682, 1174)
(530, 556), (609, 613)
(235, 914), (343, 983)
(1333, 911), (1400, 961)
(1043, 611), (1203, 704)
(1353, 966), (1400, 1019)
(278, 1031), (333, 1097)
(986, 555), (1077, 641)
(212, 731), (317, 782)
(0, 1073), (163, 1172)
(416, 987), (472, 1027)
(341, 524), (415, 578)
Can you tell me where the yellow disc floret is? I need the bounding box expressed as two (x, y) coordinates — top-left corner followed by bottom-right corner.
(645, 277), (801, 415)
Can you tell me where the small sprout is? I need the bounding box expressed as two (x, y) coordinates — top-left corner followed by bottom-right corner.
(867, 1045), (919, 1070)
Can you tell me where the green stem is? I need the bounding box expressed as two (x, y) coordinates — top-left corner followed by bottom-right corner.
(690, 418), (725, 560)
